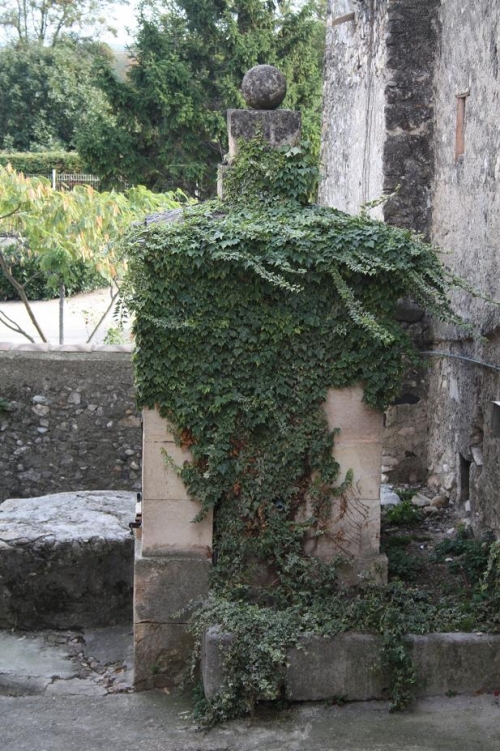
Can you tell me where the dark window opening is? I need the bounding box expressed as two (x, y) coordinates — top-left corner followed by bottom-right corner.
(455, 95), (467, 162)
(492, 401), (500, 437)
(459, 453), (471, 503)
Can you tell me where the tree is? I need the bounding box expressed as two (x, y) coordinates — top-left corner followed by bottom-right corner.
(0, 165), (182, 343)
(78, 0), (326, 196)
(0, 0), (123, 46)
(0, 40), (115, 152)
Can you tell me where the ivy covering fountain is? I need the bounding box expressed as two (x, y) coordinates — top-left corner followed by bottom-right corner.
(125, 67), (496, 726)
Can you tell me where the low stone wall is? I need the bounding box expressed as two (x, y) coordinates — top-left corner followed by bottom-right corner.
(203, 630), (500, 702)
(0, 345), (141, 502)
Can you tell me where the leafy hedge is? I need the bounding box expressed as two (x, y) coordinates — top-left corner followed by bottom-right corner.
(0, 151), (84, 176)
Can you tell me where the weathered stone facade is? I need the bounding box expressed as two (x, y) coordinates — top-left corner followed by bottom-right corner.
(0, 346), (141, 502)
(320, 0), (439, 486)
(321, 0), (439, 236)
(425, 0), (500, 532)
(320, 0), (500, 534)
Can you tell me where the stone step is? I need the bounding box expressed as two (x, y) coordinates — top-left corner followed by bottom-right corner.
(0, 490), (135, 629)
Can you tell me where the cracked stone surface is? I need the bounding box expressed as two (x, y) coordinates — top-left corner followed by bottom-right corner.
(0, 490), (136, 545)
(0, 626), (133, 697)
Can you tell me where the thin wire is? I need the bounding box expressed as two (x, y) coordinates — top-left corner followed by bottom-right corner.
(421, 351), (500, 373)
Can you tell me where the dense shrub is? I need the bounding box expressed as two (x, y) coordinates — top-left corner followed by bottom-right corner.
(0, 151), (84, 176)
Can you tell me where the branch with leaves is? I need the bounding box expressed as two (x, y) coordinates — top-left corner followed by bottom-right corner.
(0, 0), (125, 46)
(0, 165), (183, 343)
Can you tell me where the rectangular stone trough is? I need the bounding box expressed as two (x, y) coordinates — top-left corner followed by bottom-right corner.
(202, 629), (500, 702)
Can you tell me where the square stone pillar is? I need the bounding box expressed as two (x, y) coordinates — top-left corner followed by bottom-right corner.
(140, 408), (212, 558)
(134, 408), (212, 690)
(134, 393), (386, 689)
(304, 386), (387, 584)
(218, 109), (301, 198)
(227, 109), (301, 157)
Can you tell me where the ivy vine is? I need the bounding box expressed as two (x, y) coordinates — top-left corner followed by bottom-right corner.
(122, 138), (486, 725)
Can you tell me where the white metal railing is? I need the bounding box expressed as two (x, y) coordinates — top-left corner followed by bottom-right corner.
(24, 171), (101, 190)
(51, 170), (101, 190)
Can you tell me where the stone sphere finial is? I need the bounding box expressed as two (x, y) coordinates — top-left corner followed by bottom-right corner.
(241, 65), (287, 110)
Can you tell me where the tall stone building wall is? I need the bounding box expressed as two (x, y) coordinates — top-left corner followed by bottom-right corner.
(320, 0), (440, 486)
(426, 0), (500, 531)
(320, 0), (500, 535)
(319, 0), (387, 218)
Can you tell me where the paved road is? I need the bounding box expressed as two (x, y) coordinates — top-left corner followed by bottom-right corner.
(0, 288), (132, 345)
(2, 692), (500, 751)
(1, 627), (499, 750)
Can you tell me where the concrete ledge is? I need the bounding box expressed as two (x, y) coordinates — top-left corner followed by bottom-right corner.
(202, 630), (500, 701)
(0, 342), (134, 353)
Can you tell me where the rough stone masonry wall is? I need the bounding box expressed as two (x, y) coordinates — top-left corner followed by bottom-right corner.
(426, 0), (500, 532)
(319, 0), (439, 484)
(381, 0), (440, 236)
(0, 345), (141, 502)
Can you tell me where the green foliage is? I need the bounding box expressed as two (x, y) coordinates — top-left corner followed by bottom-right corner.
(393, 486), (417, 503)
(189, 581), (480, 726)
(80, 0), (326, 195)
(0, 166), (182, 287)
(223, 139), (319, 205)
(123, 138), (483, 725)
(482, 542), (500, 622)
(382, 536), (421, 583)
(0, 252), (105, 301)
(103, 325), (128, 345)
(382, 536), (422, 582)
(0, 396), (12, 412)
(0, 166), (182, 341)
(0, 40), (113, 153)
(433, 534), (493, 587)
(0, 152), (84, 176)
(383, 501), (424, 527)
